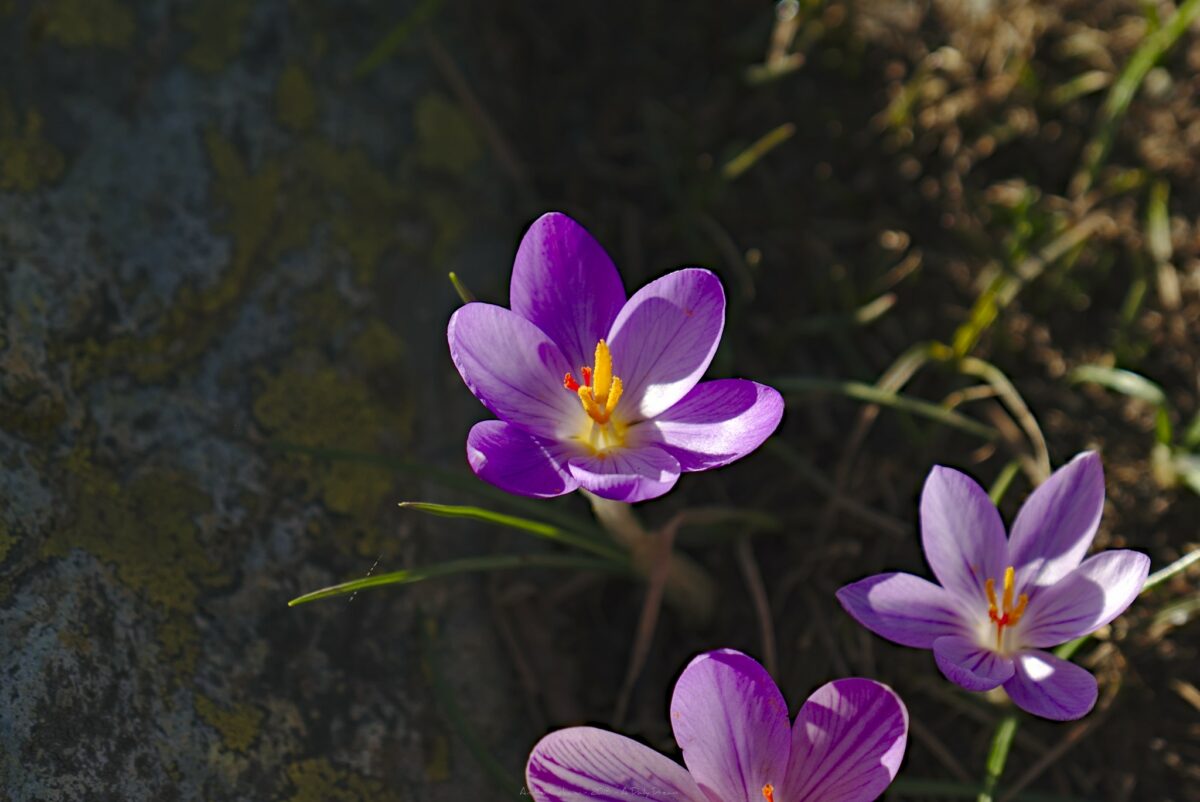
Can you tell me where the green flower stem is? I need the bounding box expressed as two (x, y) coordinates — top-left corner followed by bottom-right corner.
(583, 491), (717, 625)
(977, 712), (1020, 802)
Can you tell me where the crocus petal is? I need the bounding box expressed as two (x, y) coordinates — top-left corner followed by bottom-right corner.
(567, 445), (680, 503)
(526, 726), (705, 802)
(1002, 650), (1098, 721)
(669, 649), (790, 802)
(836, 573), (969, 649)
(783, 678), (908, 802)
(448, 303), (584, 439)
(466, 421), (579, 498)
(932, 636), (1015, 691)
(1019, 550), (1150, 648)
(607, 268), (725, 420)
(920, 466), (1009, 602)
(510, 212), (627, 372)
(633, 379), (783, 472)
(1009, 452), (1105, 589)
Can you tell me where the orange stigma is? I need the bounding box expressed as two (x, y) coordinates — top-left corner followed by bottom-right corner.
(761, 784), (775, 802)
(985, 566), (1028, 650)
(563, 339), (623, 425)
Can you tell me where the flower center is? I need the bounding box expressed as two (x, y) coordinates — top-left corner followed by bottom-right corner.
(984, 566), (1028, 651)
(762, 784), (775, 802)
(563, 339), (624, 426)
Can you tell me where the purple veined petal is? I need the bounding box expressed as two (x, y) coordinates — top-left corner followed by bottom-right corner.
(920, 466), (1009, 603)
(1009, 452), (1105, 590)
(632, 379), (784, 472)
(669, 649), (791, 802)
(526, 726), (706, 802)
(510, 212), (627, 372)
(836, 573), (969, 649)
(783, 678), (908, 802)
(567, 445), (681, 503)
(448, 303), (585, 439)
(1019, 550), (1150, 648)
(932, 636), (1015, 692)
(607, 269), (726, 420)
(1002, 650), (1098, 721)
(466, 421), (579, 498)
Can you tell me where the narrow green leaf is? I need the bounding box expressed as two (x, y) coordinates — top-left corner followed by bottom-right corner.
(449, 271), (476, 303)
(289, 554), (631, 606)
(1068, 365), (1167, 407)
(354, 0), (443, 78)
(722, 122), (796, 181)
(1053, 634), (1089, 661)
(958, 356), (1050, 480)
(988, 460), (1022, 504)
(1145, 179), (1172, 264)
(1144, 548), (1200, 592)
(268, 441), (604, 538)
(1180, 410), (1200, 449)
(1047, 70), (1112, 106)
(977, 712), (1019, 802)
(400, 501), (625, 561)
(1154, 407), (1174, 446)
(1071, 0), (1200, 195)
(1176, 456), (1200, 495)
(776, 377), (997, 440)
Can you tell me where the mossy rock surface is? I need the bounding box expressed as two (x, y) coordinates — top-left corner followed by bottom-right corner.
(0, 2), (521, 798)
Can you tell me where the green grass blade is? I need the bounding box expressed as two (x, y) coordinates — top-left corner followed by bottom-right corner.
(289, 554), (632, 606)
(400, 501), (626, 561)
(1068, 365), (1168, 407)
(1176, 454), (1200, 495)
(1180, 410), (1200, 449)
(448, 271), (476, 303)
(722, 122), (796, 181)
(776, 377), (997, 440)
(988, 460), (1022, 504)
(354, 0), (443, 78)
(1071, 0), (1200, 196)
(1144, 548), (1200, 592)
(958, 356), (1050, 479)
(268, 441), (604, 538)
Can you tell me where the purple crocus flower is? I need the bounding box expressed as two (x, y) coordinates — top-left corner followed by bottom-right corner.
(526, 649), (907, 802)
(448, 213), (783, 503)
(837, 452), (1150, 721)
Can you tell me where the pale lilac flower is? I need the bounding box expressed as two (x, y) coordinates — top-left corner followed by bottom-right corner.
(448, 213), (783, 503)
(837, 452), (1150, 721)
(526, 649), (908, 802)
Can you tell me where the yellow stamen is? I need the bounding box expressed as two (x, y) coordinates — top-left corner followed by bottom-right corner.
(592, 339), (613, 407)
(1001, 566), (1015, 616)
(577, 385), (604, 422)
(1012, 593), (1028, 621)
(986, 565), (1029, 651)
(605, 375), (623, 415)
(762, 784), (775, 802)
(564, 339), (624, 426)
